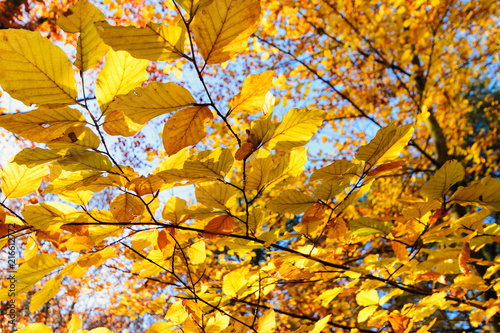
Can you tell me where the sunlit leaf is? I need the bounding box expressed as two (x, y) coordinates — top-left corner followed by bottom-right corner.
(268, 190), (316, 214)
(420, 160), (465, 200)
(95, 20), (185, 61)
(1, 158), (49, 199)
(230, 71), (275, 115)
(96, 49), (149, 115)
(195, 181), (237, 210)
(163, 106), (213, 156)
(450, 177), (500, 211)
(0, 29), (77, 106)
(56, 0), (110, 71)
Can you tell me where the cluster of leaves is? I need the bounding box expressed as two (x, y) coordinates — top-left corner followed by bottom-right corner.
(0, 0), (499, 332)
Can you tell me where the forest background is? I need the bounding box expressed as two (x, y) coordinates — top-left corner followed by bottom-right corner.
(0, 0), (499, 332)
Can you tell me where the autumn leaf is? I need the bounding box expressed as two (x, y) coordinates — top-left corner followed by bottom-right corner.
(230, 71), (275, 114)
(95, 20), (186, 61)
(56, 0), (110, 71)
(268, 189), (316, 214)
(162, 106), (213, 156)
(192, 0), (261, 64)
(355, 123), (414, 166)
(420, 160), (465, 200)
(1, 158), (49, 199)
(0, 29), (77, 105)
(204, 215), (234, 238)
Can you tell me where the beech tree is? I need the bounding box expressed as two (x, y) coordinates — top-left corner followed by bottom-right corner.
(0, 0), (499, 332)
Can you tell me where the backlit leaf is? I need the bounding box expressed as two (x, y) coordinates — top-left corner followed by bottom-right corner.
(57, 0), (110, 71)
(195, 181), (237, 210)
(108, 82), (196, 125)
(95, 20), (185, 61)
(96, 49), (149, 115)
(265, 108), (326, 151)
(30, 274), (63, 312)
(258, 309), (276, 333)
(246, 150), (273, 191)
(192, 0), (261, 64)
(268, 190), (316, 214)
(355, 123), (414, 166)
(17, 324), (53, 333)
(420, 160), (465, 200)
(350, 217), (393, 236)
(1, 158), (49, 199)
(356, 289), (379, 306)
(188, 239), (206, 264)
(110, 193), (145, 222)
(223, 269), (247, 297)
(0, 29), (77, 105)
(166, 300), (188, 325)
(177, 0), (215, 17)
(0, 107), (85, 143)
(310, 160), (359, 182)
(204, 215), (234, 238)
(163, 106), (213, 156)
(22, 201), (80, 231)
(162, 196), (189, 224)
(230, 71), (275, 115)
(17, 253), (65, 288)
(450, 177), (500, 211)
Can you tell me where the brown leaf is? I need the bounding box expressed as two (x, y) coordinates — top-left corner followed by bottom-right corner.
(367, 159), (406, 177)
(182, 299), (202, 323)
(388, 314), (409, 333)
(235, 142), (255, 160)
(204, 215), (234, 239)
(416, 271), (446, 285)
(459, 243), (471, 275)
(302, 203), (327, 224)
(392, 240), (410, 263)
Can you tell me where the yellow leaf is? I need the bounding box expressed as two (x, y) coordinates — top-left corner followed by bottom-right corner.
(268, 189), (316, 214)
(310, 160), (359, 182)
(43, 166), (111, 194)
(206, 312), (230, 333)
(13, 148), (68, 168)
(223, 269), (247, 297)
(470, 309), (485, 328)
(349, 217), (393, 236)
(258, 309), (276, 333)
(177, 0), (214, 17)
(182, 299), (203, 323)
(246, 150), (273, 191)
(267, 147), (307, 190)
(188, 239), (206, 264)
(22, 201), (79, 231)
(158, 148), (234, 184)
(355, 123), (414, 166)
(108, 82), (196, 125)
(17, 323), (53, 333)
(265, 108), (326, 151)
(103, 110), (145, 136)
(47, 126), (101, 150)
(453, 208), (489, 235)
(95, 20), (185, 61)
(16, 253), (65, 289)
(0, 107), (85, 143)
(230, 71), (275, 115)
(57, 150), (113, 172)
(96, 49), (149, 115)
(333, 180), (373, 214)
(30, 274), (63, 312)
(25, 236), (38, 261)
(314, 179), (350, 201)
(357, 305), (378, 323)
(195, 181), (237, 210)
(192, 0), (261, 64)
(163, 106), (213, 156)
(450, 177), (500, 211)
(420, 160), (465, 200)
(146, 322), (174, 333)
(66, 315), (83, 333)
(0, 29), (77, 106)
(162, 196), (189, 223)
(166, 300), (188, 325)
(88, 329), (113, 333)
(110, 193), (145, 222)
(1, 158), (49, 199)
(311, 314), (332, 333)
(356, 289), (379, 306)
(250, 112), (276, 148)
(402, 200), (441, 219)
(56, 1), (110, 71)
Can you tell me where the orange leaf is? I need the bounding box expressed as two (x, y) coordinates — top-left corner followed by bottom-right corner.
(235, 142), (255, 160)
(392, 241), (409, 263)
(367, 159), (406, 177)
(388, 314), (409, 333)
(459, 243), (471, 275)
(182, 299), (202, 323)
(302, 203), (327, 224)
(204, 215), (234, 239)
(416, 271), (446, 284)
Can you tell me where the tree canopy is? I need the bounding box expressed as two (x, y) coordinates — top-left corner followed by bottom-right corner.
(0, 0), (499, 332)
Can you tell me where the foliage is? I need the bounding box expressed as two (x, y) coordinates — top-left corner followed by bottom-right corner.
(0, 0), (499, 332)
